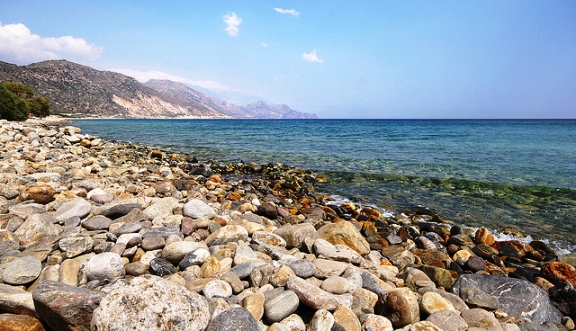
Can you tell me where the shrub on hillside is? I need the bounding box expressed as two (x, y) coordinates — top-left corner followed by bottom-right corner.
(0, 82), (51, 121)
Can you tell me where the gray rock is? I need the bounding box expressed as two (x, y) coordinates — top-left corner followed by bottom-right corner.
(92, 275), (210, 331)
(183, 199), (216, 219)
(33, 280), (104, 331)
(205, 225), (248, 246)
(143, 197), (180, 219)
(85, 252), (125, 281)
(55, 198), (92, 222)
(453, 274), (563, 325)
(141, 236), (165, 250)
(288, 259), (316, 278)
(2, 256), (42, 285)
(14, 213), (62, 246)
(205, 307), (260, 331)
(232, 262), (255, 279)
(92, 202), (143, 218)
(149, 258), (175, 277)
(179, 247), (211, 269)
(273, 223), (317, 249)
(264, 290), (299, 323)
(111, 222), (142, 236)
(361, 272), (387, 297)
(81, 215), (113, 231)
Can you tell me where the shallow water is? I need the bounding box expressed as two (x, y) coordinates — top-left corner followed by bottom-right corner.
(73, 119), (576, 251)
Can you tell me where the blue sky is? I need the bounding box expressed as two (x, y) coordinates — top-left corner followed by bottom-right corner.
(1, 1), (575, 118)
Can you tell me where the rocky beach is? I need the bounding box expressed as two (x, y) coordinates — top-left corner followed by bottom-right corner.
(1, 117), (576, 331)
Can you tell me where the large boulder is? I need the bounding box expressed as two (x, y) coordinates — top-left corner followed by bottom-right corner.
(91, 275), (210, 331)
(316, 221), (370, 255)
(452, 274), (563, 325)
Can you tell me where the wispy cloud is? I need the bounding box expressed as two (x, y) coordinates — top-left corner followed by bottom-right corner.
(0, 22), (103, 65)
(302, 49), (324, 64)
(110, 68), (231, 92)
(274, 8), (301, 17)
(223, 12), (242, 37)
(261, 42), (268, 47)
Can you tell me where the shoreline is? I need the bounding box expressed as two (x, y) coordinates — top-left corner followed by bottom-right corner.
(1, 117), (575, 330)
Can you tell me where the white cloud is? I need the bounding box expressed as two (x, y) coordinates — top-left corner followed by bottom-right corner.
(302, 49), (324, 64)
(0, 22), (103, 65)
(223, 12), (242, 37)
(274, 8), (301, 17)
(110, 68), (231, 92)
(261, 42), (268, 47)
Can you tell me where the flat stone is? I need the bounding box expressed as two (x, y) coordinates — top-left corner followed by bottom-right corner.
(54, 198), (92, 222)
(14, 213), (62, 246)
(286, 275), (340, 310)
(314, 238), (363, 264)
(125, 262), (148, 276)
(205, 225), (248, 246)
(264, 290), (299, 323)
(351, 288), (378, 316)
(288, 259), (316, 278)
(142, 197), (180, 219)
(141, 236), (165, 250)
(116, 233), (142, 247)
(313, 259), (349, 279)
(161, 241), (207, 264)
(111, 222), (142, 236)
(91, 275), (209, 331)
(33, 280), (104, 331)
(183, 199), (216, 220)
(205, 307), (259, 331)
(20, 183), (55, 204)
(81, 215), (113, 231)
(243, 293), (265, 321)
(321, 276), (351, 294)
(420, 291), (456, 315)
(59, 259), (80, 286)
(2, 256), (42, 285)
(251, 231), (286, 247)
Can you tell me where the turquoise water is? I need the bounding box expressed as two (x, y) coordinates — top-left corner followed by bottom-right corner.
(73, 119), (576, 251)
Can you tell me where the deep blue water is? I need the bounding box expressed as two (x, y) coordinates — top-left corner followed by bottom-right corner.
(73, 119), (576, 252)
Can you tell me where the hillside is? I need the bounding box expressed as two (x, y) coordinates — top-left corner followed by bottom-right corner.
(0, 60), (316, 119)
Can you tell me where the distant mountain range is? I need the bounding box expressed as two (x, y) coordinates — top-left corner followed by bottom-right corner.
(0, 60), (317, 119)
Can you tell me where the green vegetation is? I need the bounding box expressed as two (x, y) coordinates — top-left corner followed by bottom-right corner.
(0, 82), (50, 121)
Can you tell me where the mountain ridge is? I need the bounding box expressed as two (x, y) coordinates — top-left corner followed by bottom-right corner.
(0, 60), (317, 119)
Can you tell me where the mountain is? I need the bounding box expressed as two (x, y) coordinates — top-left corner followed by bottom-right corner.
(0, 60), (317, 119)
(144, 79), (317, 119)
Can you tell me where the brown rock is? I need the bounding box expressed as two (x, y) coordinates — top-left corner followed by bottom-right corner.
(0, 314), (45, 331)
(375, 288), (420, 328)
(474, 227), (495, 246)
(333, 305), (361, 331)
(541, 261), (576, 286)
(422, 265), (454, 291)
(317, 221), (370, 255)
(20, 184), (55, 204)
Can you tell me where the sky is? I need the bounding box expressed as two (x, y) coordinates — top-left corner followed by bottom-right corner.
(1, 1), (575, 119)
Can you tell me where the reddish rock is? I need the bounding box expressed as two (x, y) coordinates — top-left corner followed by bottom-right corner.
(474, 227), (495, 246)
(180, 217), (199, 236)
(541, 262), (576, 286)
(0, 314), (45, 331)
(19, 184), (55, 204)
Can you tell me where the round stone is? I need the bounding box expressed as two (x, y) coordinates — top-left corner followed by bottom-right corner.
(203, 280), (233, 299)
(264, 290), (299, 323)
(85, 252), (125, 281)
(205, 307), (259, 331)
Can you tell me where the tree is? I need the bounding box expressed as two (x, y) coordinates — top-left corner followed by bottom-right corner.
(0, 82), (51, 120)
(0, 83), (29, 121)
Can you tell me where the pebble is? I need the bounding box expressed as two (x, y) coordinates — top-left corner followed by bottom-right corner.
(0, 118), (570, 331)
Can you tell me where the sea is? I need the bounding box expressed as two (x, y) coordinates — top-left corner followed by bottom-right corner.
(72, 119), (576, 254)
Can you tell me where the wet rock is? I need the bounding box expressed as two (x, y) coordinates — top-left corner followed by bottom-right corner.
(548, 282), (576, 320)
(92, 275), (210, 331)
(453, 274), (563, 325)
(205, 307), (259, 331)
(474, 227), (495, 246)
(317, 221), (370, 255)
(542, 261), (576, 287)
(257, 202), (278, 219)
(464, 255), (486, 272)
(2, 256), (42, 285)
(33, 280), (104, 331)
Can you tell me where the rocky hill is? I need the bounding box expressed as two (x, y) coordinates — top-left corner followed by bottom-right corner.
(0, 60), (317, 119)
(145, 80), (317, 119)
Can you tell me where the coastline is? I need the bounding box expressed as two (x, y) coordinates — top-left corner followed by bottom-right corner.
(0, 116), (575, 330)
